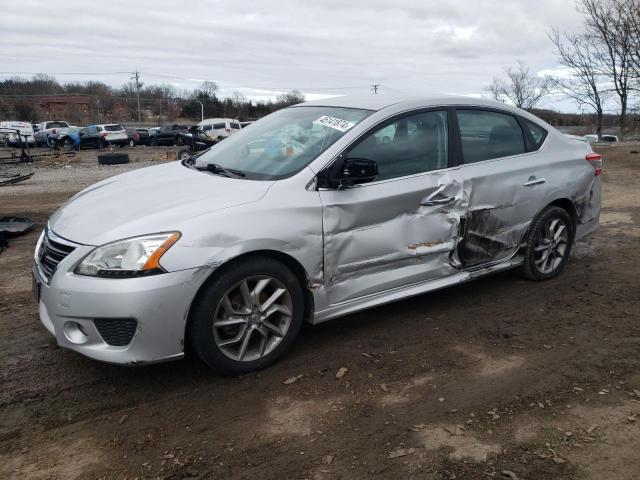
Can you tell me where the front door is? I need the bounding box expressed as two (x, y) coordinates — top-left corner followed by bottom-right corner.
(319, 110), (465, 306)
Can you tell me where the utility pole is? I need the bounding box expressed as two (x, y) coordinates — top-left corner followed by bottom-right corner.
(371, 84), (380, 94)
(131, 70), (142, 122)
(196, 101), (204, 122)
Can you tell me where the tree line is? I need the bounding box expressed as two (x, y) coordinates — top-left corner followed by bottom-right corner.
(489, 0), (640, 139)
(0, 74), (305, 124)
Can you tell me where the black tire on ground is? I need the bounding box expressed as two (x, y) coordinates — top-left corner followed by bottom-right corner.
(176, 136), (183, 146)
(97, 153), (129, 165)
(98, 139), (106, 149)
(520, 206), (575, 281)
(176, 147), (193, 161)
(189, 256), (305, 375)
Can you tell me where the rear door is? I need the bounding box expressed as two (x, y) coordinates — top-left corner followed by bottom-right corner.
(319, 109), (465, 305)
(455, 108), (550, 267)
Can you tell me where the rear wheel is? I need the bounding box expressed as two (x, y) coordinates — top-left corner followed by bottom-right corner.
(189, 257), (304, 375)
(521, 206), (574, 281)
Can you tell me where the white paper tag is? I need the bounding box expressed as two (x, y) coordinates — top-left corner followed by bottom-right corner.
(312, 116), (356, 132)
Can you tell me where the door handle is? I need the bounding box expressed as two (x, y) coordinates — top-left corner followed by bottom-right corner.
(523, 177), (546, 187)
(421, 196), (455, 206)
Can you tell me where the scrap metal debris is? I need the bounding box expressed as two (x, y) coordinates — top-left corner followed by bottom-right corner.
(0, 172), (34, 186)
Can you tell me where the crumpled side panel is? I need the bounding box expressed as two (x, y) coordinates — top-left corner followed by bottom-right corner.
(321, 170), (465, 305)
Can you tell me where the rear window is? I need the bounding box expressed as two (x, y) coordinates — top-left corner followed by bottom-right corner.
(457, 110), (525, 164)
(203, 125), (213, 131)
(230, 123), (241, 129)
(104, 124), (124, 131)
(213, 123), (225, 130)
(524, 120), (547, 149)
(46, 121), (68, 129)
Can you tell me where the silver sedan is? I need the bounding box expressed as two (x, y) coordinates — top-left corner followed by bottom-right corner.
(34, 95), (602, 373)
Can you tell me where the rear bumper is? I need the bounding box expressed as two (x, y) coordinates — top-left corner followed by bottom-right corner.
(35, 262), (210, 365)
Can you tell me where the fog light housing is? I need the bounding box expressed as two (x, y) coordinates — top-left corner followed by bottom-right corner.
(64, 321), (89, 344)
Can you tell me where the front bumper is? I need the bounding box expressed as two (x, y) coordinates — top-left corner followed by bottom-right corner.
(34, 246), (210, 365)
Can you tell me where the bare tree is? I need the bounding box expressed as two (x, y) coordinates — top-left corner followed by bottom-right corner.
(549, 29), (611, 138)
(276, 90), (305, 106)
(487, 61), (553, 110)
(578, 0), (636, 138)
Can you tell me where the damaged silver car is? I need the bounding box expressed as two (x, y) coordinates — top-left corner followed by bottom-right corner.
(33, 95), (602, 374)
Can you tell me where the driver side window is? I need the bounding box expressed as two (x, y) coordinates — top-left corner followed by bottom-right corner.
(348, 110), (448, 181)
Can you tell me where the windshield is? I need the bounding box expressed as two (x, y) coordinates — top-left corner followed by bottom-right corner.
(194, 106), (372, 180)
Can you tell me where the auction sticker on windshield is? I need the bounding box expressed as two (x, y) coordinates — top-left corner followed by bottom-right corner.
(312, 116), (356, 132)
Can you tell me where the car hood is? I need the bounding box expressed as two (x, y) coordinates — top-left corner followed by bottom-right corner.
(49, 161), (274, 245)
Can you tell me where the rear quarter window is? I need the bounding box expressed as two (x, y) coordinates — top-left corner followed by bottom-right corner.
(524, 120), (548, 149)
(213, 123), (226, 129)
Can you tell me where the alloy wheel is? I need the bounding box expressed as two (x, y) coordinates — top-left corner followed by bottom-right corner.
(533, 217), (569, 274)
(212, 275), (293, 362)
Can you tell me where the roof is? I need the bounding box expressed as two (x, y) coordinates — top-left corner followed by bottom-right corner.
(297, 94), (524, 113)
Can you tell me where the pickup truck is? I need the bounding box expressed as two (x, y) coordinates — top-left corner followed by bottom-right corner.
(175, 127), (221, 160)
(149, 124), (189, 146)
(34, 121), (70, 146)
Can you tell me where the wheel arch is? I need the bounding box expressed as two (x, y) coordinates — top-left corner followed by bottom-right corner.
(545, 197), (579, 233)
(184, 249), (315, 351)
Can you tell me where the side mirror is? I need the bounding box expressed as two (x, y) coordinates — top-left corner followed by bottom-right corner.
(339, 158), (378, 187)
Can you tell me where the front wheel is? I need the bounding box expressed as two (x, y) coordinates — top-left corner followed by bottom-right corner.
(521, 206), (574, 281)
(189, 257), (304, 375)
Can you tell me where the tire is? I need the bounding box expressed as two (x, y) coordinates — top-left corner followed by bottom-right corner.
(520, 206), (574, 281)
(150, 137), (157, 147)
(176, 147), (193, 161)
(98, 139), (106, 149)
(176, 136), (183, 146)
(189, 257), (305, 375)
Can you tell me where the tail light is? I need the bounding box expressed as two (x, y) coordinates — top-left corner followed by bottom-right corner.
(52, 128), (56, 134)
(100, 132), (108, 138)
(225, 128), (230, 133)
(585, 153), (603, 176)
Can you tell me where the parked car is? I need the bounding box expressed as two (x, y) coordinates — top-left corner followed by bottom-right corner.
(149, 124), (189, 146)
(175, 127), (221, 160)
(125, 127), (150, 146)
(197, 118), (241, 140)
(240, 121), (254, 129)
(34, 95), (602, 374)
(88, 124), (128, 147)
(0, 121), (35, 147)
(583, 134), (599, 143)
(51, 127), (104, 150)
(34, 121), (70, 146)
(601, 134), (618, 143)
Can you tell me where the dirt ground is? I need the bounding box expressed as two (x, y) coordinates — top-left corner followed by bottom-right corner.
(0, 144), (639, 480)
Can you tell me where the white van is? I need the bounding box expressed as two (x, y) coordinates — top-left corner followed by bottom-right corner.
(0, 121), (35, 147)
(197, 118), (241, 140)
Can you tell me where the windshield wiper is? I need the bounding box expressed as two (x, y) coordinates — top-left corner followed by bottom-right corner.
(203, 163), (245, 179)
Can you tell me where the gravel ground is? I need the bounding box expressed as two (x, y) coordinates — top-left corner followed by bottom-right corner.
(0, 144), (639, 480)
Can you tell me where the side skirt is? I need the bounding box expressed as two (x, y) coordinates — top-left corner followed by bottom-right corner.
(312, 256), (523, 324)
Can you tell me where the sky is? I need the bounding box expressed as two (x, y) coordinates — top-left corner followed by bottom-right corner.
(0, 0), (596, 111)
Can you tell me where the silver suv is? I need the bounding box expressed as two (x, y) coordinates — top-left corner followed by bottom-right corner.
(34, 95), (602, 374)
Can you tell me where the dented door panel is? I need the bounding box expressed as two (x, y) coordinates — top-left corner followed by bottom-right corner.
(320, 169), (464, 305)
(458, 153), (550, 267)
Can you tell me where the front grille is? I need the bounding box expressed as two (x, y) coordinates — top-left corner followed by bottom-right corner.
(94, 318), (137, 346)
(37, 229), (76, 282)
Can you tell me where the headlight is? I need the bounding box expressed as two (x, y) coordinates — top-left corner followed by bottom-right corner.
(75, 232), (180, 277)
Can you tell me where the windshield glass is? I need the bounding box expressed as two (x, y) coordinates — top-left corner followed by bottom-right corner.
(194, 106), (372, 180)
